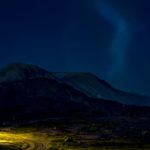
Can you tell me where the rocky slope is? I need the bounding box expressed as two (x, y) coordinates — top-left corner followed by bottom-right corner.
(54, 72), (150, 106)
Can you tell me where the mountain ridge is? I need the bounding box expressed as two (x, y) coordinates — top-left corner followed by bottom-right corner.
(54, 72), (150, 106)
(0, 62), (56, 83)
(0, 62), (149, 123)
(0, 62), (150, 106)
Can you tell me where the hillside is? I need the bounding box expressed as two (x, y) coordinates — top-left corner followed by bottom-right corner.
(0, 63), (149, 124)
(54, 72), (150, 106)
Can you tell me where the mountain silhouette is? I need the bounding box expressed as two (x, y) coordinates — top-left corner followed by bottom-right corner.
(0, 63), (149, 124)
(54, 72), (150, 106)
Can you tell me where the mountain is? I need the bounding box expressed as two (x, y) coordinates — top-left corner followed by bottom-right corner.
(0, 63), (126, 123)
(0, 63), (149, 124)
(54, 72), (150, 106)
(0, 62), (56, 83)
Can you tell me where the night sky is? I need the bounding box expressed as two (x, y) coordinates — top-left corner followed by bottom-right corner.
(0, 0), (150, 96)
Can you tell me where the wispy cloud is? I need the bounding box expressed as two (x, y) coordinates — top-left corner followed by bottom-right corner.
(95, 1), (131, 79)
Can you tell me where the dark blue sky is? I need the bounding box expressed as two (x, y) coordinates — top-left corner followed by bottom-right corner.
(0, 0), (150, 96)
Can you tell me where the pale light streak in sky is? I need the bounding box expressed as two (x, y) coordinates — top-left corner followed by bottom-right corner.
(96, 1), (131, 79)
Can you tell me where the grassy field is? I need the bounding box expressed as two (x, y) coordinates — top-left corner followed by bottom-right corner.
(0, 118), (149, 150)
(0, 129), (149, 150)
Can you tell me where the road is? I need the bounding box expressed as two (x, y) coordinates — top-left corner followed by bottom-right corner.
(0, 132), (48, 150)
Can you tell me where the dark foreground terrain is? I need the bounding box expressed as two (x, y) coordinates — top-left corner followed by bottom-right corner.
(0, 117), (150, 150)
(0, 63), (149, 149)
